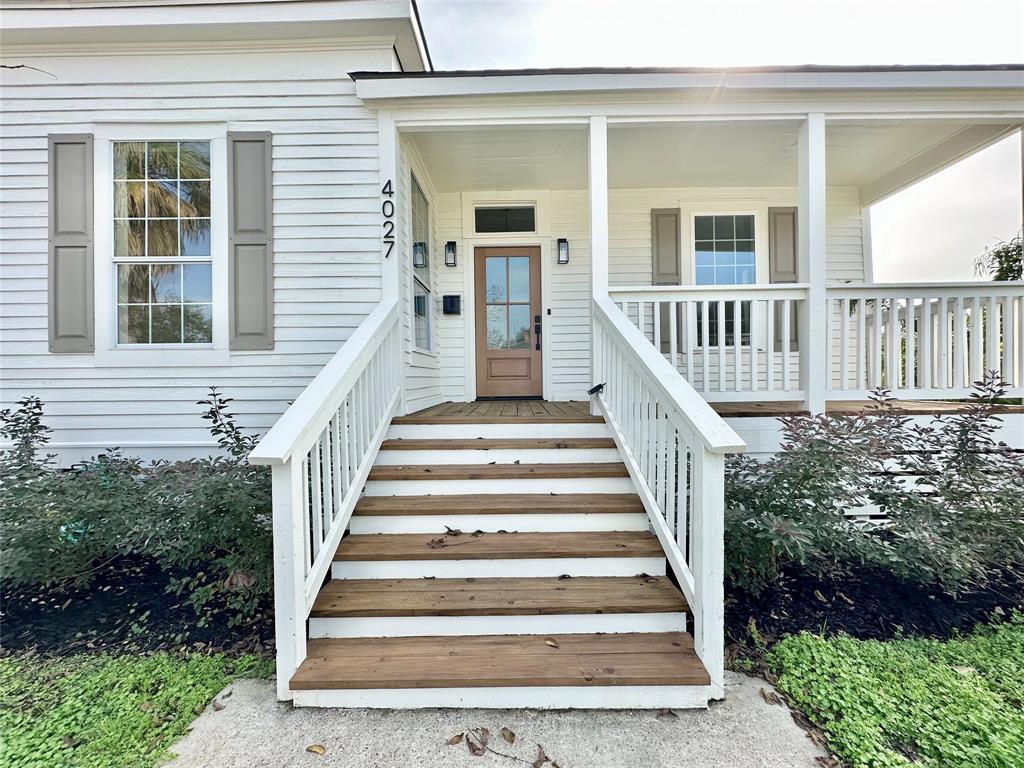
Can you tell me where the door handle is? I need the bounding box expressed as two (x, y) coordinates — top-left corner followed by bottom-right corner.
(534, 315), (542, 351)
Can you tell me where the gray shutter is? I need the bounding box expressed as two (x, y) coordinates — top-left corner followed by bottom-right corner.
(768, 207), (798, 350)
(48, 134), (94, 353)
(228, 131), (274, 350)
(651, 209), (681, 352)
(651, 208), (681, 285)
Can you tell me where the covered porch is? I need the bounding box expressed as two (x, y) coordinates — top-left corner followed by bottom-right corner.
(392, 112), (1023, 413)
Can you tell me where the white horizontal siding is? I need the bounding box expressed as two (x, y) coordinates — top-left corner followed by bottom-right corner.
(0, 45), (395, 463)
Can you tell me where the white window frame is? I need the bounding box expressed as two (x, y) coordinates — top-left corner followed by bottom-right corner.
(686, 207), (769, 349)
(92, 123), (229, 366)
(687, 208), (767, 285)
(409, 172), (433, 354)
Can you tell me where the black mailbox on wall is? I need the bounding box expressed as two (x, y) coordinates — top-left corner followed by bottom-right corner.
(442, 295), (462, 315)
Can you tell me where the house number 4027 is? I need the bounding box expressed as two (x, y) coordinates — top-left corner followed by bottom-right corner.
(381, 179), (395, 259)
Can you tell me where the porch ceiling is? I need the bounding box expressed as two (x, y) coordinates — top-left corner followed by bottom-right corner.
(408, 119), (1018, 196)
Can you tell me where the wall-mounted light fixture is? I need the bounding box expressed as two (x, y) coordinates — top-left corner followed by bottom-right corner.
(557, 238), (569, 265)
(444, 241), (457, 267)
(413, 242), (427, 268)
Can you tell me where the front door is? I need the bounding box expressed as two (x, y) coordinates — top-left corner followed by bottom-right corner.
(475, 246), (542, 398)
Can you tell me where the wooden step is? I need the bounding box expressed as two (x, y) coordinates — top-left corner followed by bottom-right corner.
(292, 632), (710, 689)
(353, 493), (645, 516)
(367, 463), (629, 481)
(333, 531), (663, 561)
(310, 575), (686, 618)
(380, 437), (616, 450)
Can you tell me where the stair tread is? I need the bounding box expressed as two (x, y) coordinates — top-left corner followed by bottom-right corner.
(380, 438), (616, 450)
(392, 414), (605, 425)
(333, 531), (663, 561)
(310, 575), (686, 617)
(367, 463), (629, 481)
(353, 493), (645, 516)
(292, 632), (710, 689)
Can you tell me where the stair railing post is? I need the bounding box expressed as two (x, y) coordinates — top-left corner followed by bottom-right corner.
(691, 448), (726, 698)
(271, 459), (307, 701)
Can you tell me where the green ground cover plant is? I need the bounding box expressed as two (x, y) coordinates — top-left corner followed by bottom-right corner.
(770, 613), (1024, 768)
(0, 653), (273, 768)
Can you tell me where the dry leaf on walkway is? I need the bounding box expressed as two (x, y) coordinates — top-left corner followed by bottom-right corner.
(211, 700), (225, 711)
(531, 745), (550, 768)
(501, 727), (516, 744)
(759, 687), (782, 706)
(306, 744), (326, 756)
(447, 733), (464, 745)
(544, 638), (559, 648)
(466, 734), (486, 757)
(478, 728), (491, 746)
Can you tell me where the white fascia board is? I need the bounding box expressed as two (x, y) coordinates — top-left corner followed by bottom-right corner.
(0, 0), (414, 46)
(860, 123), (1022, 205)
(354, 70), (1024, 101)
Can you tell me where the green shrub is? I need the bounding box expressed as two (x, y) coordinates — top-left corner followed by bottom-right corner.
(0, 389), (271, 624)
(770, 613), (1024, 768)
(0, 652), (273, 768)
(725, 375), (1024, 595)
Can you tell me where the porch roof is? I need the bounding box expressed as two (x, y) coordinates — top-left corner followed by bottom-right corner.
(351, 64), (1024, 100)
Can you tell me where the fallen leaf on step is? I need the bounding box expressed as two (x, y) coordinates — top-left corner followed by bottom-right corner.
(532, 745), (550, 768)
(582, 669), (594, 681)
(501, 727), (516, 744)
(557, 574), (571, 580)
(222, 689), (233, 699)
(544, 638), (559, 648)
(656, 708), (678, 719)
(444, 526), (463, 536)
(478, 728), (491, 746)
(447, 733), (464, 745)
(306, 744), (326, 756)
(211, 700), (225, 711)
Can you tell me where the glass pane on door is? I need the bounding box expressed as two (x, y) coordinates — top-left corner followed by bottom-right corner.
(508, 305), (531, 349)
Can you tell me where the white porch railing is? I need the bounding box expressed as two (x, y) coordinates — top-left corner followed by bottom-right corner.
(592, 296), (746, 697)
(610, 285), (809, 402)
(825, 282), (1024, 399)
(249, 299), (402, 699)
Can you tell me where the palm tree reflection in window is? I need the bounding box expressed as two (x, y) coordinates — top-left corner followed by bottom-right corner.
(114, 141), (213, 344)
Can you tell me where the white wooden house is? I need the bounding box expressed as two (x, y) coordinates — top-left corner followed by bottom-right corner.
(2, 0), (1023, 709)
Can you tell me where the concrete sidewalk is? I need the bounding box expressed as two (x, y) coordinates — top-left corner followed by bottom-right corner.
(164, 672), (826, 768)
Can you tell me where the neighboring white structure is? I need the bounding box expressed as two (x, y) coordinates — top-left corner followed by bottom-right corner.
(2, 0), (1022, 710)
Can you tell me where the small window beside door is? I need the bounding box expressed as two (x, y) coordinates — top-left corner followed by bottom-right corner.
(474, 206), (536, 234)
(411, 174), (431, 351)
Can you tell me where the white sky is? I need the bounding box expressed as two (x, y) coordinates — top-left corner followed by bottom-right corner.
(417, 0), (1024, 281)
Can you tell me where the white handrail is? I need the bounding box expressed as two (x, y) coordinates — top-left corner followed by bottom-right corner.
(249, 299), (402, 700)
(592, 296), (745, 697)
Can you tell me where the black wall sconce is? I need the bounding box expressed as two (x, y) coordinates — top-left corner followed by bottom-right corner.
(413, 242), (427, 268)
(557, 238), (569, 265)
(444, 241), (457, 267)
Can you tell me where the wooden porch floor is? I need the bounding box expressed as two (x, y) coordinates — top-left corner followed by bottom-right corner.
(395, 399), (1023, 423)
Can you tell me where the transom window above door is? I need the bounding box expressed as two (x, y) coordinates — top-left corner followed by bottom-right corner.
(112, 140), (213, 345)
(694, 214), (755, 286)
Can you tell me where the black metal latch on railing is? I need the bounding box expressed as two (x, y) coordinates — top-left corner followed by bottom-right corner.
(588, 383), (606, 396)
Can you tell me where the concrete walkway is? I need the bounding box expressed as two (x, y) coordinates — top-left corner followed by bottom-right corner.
(165, 673), (826, 768)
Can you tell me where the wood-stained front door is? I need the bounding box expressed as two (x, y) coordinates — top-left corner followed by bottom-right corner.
(475, 246), (542, 398)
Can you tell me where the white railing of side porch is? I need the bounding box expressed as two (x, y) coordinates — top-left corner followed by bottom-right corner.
(825, 282), (1024, 399)
(591, 296), (746, 698)
(249, 299), (402, 699)
(610, 284), (810, 402)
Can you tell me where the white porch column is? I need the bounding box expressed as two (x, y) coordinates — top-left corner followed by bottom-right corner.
(589, 116), (609, 410)
(798, 113), (828, 413)
(589, 116), (610, 298)
(378, 109), (401, 303)
(377, 110), (405, 412)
